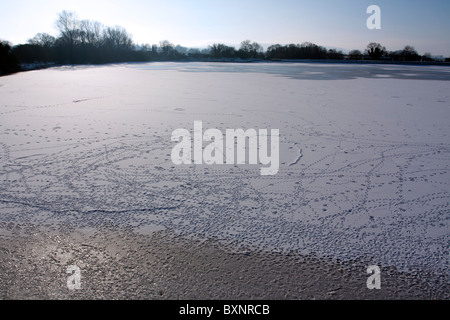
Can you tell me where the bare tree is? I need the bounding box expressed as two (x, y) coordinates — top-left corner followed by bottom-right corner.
(55, 11), (80, 62)
(55, 11), (79, 45)
(422, 52), (433, 61)
(104, 26), (133, 49)
(209, 43), (235, 58)
(348, 49), (363, 60)
(159, 40), (174, 57)
(400, 45), (420, 61)
(402, 45), (417, 56)
(28, 33), (56, 47)
(80, 20), (104, 47)
(239, 40), (263, 59)
(365, 42), (386, 60)
(240, 40), (252, 52)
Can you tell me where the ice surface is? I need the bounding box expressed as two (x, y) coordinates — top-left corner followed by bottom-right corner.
(0, 62), (449, 273)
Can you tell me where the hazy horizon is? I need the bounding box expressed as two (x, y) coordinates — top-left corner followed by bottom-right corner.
(1, 0), (450, 56)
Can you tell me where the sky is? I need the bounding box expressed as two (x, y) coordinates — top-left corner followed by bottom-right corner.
(1, 0), (449, 56)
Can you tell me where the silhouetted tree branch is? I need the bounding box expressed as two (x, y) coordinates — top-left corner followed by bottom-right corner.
(1, 11), (447, 75)
(365, 42), (386, 60)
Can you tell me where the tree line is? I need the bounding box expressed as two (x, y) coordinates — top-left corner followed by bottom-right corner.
(1, 11), (449, 76)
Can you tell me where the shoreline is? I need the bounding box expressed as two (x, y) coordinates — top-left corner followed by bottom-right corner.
(0, 226), (448, 300)
(2, 59), (449, 78)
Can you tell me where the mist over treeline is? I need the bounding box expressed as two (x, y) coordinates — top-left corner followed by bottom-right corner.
(1, 11), (449, 75)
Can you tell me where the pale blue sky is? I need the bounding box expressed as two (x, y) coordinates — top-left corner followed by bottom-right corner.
(1, 0), (449, 56)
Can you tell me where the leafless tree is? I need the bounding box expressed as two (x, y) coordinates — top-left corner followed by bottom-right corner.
(55, 11), (80, 62)
(28, 33), (56, 47)
(55, 11), (79, 45)
(159, 40), (174, 56)
(209, 43), (235, 58)
(80, 20), (104, 47)
(104, 26), (133, 50)
(348, 49), (363, 60)
(239, 40), (263, 59)
(365, 42), (386, 60)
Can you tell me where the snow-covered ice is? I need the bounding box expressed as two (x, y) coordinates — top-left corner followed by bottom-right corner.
(0, 62), (449, 273)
